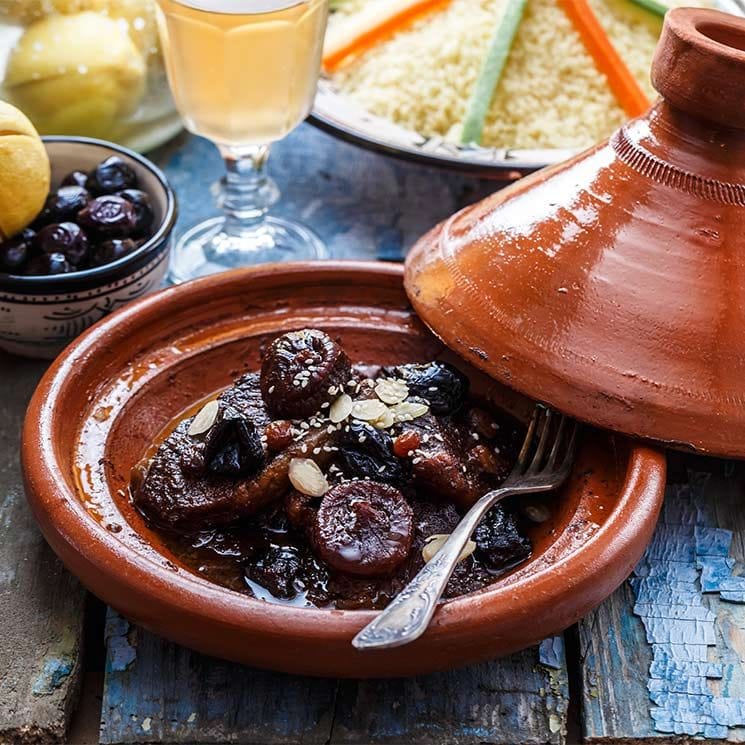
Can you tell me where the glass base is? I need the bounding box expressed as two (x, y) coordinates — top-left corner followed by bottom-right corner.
(168, 215), (328, 284)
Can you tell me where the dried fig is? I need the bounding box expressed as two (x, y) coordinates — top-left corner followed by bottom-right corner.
(260, 329), (351, 419)
(313, 481), (413, 576)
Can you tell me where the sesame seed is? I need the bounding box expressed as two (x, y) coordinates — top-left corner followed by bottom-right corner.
(428, 386), (438, 392)
(313, 447), (321, 455)
(300, 444), (308, 453)
(268, 385), (275, 394)
(327, 425), (336, 434)
(321, 402), (330, 408)
(471, 432), (480, 440)
(412, 457), (422, 464)
(407, 450), (414, 457)
(300, 422), (310, 430)
(378, 466), (386, 473)
(434, 434), (445, 442)
(358, 434), (367, 443)
(328, 385), (337, 395)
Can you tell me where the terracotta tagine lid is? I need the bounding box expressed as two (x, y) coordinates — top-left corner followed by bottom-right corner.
(405, 8), (745, 458)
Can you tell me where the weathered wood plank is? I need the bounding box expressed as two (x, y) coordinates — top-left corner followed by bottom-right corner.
(331, 639), (568, 744)
(580, 466), (745, 742)
(100, 613), (567, 745)
(0, 354), (86, 744)
(99, 612), (339, 745)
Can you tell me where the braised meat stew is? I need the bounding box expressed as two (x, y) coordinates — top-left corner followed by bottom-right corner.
(130, 329), (540, 610)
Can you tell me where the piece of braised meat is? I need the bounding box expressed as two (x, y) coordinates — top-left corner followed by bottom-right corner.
(132, 373), (334, 530)
(260, 329), (352, 419)
(396, 414), (487, 510)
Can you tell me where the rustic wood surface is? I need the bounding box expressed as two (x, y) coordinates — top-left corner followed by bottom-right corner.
(99, 614), (568, 745)
(580, 463), (745, 742)
(0, 354), (86, 744)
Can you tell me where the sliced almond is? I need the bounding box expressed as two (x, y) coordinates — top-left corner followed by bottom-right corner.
(422, 534), (476, 564)
(523, 504), (551, 523)
(375, 378), (409, 405)
(390, 401), (429, 423)
(351, 398), (389, 422)
(371, 408), (395, 430)
(289, 458), (329, 497)
(329, 393), (353, 423)
(187, 399), (219, 436)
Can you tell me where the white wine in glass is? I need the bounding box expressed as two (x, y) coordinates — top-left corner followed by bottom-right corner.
(155, 0), (329, 281)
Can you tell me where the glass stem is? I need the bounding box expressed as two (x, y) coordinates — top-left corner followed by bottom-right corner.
(217, 144), (280, 241)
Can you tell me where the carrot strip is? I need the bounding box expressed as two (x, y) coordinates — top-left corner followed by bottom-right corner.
(558, 0), (649, 117)
(323, 0), (452, 73)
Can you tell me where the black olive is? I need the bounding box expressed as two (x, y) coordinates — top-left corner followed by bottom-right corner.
(0, 228), (35, 272)
(38, 186), (91, 224)
(35, 222), (89, 266)
(77, 195), (138, 238)
(473, 506), (531, 571)
(91, 238), (138, 267)
(60, 170), (89, 188)
(87, 156), (138, 194)
(338, 421), (405, 484)
(203, 404), (265, 477)
(385, 361), (469, 415)
(117, 189), (154, 237)
(25, 252), (73, 276)
(244, 546), (303, 599)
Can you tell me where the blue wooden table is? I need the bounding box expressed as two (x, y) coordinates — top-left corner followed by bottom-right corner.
(3, 124), (745, 744)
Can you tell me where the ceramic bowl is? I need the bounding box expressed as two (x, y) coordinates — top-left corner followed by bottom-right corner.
(22, 263), (666, 677)
(0, 136), (177, 359)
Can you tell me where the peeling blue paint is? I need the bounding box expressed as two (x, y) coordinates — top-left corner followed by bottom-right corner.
(104, 612), (137, 673)
(539, 636), (564, 670)
(631, 472), (745, 739)
(32, 656), (74, 695)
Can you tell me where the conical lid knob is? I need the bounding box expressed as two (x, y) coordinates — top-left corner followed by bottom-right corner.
(404, 8), (745, 457)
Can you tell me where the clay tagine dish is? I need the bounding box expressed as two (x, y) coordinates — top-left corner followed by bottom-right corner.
(22, 263), (665, 677)
(405, 8), (745, 458)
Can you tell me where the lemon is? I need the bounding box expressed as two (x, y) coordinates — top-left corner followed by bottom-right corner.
(4, 11), (146, 139)
(0, 100), (50, 239)
(0, 0), (159, 56)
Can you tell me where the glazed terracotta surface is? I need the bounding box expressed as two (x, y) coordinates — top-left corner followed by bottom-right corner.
(405, 8), (745, 458)
(22, 263), (665, 676)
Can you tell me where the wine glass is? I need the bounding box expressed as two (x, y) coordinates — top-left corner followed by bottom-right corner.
(154, 0), (329, 282)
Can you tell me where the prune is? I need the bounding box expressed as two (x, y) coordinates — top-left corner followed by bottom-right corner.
(38, 186), (91, 224)
(260, 328), (352, 419)
(117, 189), (153, 237)
(338, 421), (404, 484)
(473, 506), (531, 571)
(88, 156), (137, 194)
(0, 228), (35, 272)
(25, 252), (72, 275)
(386, 361), (469, 414)
(313, 481), (413, 576)
(244, 546), (302, 599)
(35, 222), (89, 266)
(60, 170), (89, 188)
(78, 196), (137, 238)
(91, 238), (137, 267)
(203, 404), (265, 477)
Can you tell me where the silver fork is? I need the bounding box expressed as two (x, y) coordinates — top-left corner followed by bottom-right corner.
(352, 406), (578, 650)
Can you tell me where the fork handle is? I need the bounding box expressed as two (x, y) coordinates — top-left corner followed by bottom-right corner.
(352, 486), (517, 650)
